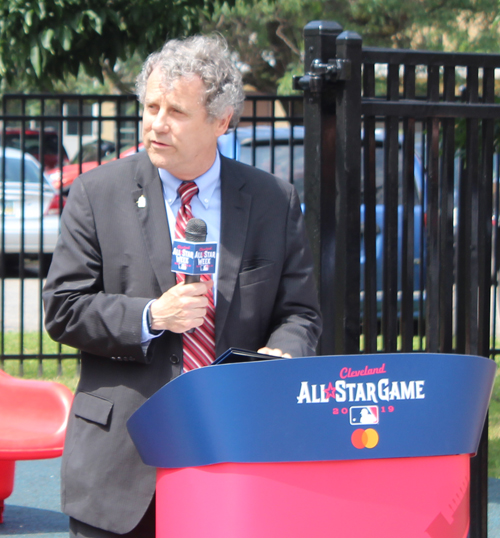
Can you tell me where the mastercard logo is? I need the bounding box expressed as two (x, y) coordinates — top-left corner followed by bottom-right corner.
(351, 428), (379, 449)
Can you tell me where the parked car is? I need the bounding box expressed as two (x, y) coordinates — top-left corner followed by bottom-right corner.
(48, 142), (143, 192)
(0, 147), (61, 266)
(219, 125), (304, 202)
(71, 139), (116, 164)
(359, 130), (425, 320)
(2, 128), (69, 171)
(220, 125), (425, 321)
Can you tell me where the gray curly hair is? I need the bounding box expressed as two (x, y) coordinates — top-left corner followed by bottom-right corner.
(136, 35), (245, 129)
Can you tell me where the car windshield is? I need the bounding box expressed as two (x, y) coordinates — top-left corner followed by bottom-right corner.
(70, 141), (116, 164)
(239, 143), (304, 201)
(0, 156), (41, 184)
(237, 134), (421, 209)
(101, 144), (142, 162)
(70, 146), (98, 164)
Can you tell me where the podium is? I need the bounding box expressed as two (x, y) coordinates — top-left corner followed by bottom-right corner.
(128, 353), (496, 538)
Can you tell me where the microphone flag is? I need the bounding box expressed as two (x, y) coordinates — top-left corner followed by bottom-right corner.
(171, 240), (217, 276)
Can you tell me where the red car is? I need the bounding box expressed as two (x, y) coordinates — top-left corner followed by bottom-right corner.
(48, 143), (144, 192)
(2, 128), (69, 171)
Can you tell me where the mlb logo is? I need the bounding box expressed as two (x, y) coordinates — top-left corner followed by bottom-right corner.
(349, 406), (379, 425)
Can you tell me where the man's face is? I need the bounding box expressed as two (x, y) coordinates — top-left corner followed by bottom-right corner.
(142, 67), (231, 180)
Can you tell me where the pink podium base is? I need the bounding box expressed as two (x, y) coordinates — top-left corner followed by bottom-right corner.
(157, 455), (469, 538)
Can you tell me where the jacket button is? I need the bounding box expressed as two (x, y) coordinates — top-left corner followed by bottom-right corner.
(169, 354), (180, 364)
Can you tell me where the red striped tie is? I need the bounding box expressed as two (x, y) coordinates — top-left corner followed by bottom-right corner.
(175, 181), (216, 372)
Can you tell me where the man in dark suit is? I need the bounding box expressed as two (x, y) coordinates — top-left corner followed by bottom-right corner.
(43, 35), (321, 538)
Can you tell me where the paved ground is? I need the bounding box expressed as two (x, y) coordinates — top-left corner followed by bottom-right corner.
(491, 479), (500, 537)
(1, 279), (45, 333)
(2, 458), (500, 537)
(0, 459), (67, 537)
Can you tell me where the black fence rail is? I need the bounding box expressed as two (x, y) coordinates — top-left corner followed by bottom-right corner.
(0, 94), (145, 377)
(0, 93), (303, 375)
(361, 47), (500, 360)
(296, 22), (500, 361)
(294, 20), (500, 538)
(3, 67), (500, 361)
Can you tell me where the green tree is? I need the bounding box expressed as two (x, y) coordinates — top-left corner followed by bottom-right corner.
(343, 0), (500, 51)
(201, 0), (332, 94)
(0, 0), (220, 93)
(3, 0), (499, 95)
(202, 0), (500, 94)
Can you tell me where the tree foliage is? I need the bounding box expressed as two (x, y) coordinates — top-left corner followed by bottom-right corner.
(1, 0), (499, 95)
(0, 0), (217, 92)
(201, 0), (327, 94)
(343, 0), (500, 52)
(201, 0), (500, 94)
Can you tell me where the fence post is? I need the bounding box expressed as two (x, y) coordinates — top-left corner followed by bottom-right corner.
(332, 31), (362, 354)
(298, 20), (342, 355)
(470, 67), (495, 538)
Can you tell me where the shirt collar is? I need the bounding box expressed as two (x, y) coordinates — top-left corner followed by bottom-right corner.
(158, 151), (221, 209)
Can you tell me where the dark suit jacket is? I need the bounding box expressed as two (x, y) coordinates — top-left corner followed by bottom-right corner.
(43, 151), (321, 533)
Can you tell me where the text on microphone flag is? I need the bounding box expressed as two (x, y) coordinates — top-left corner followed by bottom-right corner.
(171, 239), (218, 275)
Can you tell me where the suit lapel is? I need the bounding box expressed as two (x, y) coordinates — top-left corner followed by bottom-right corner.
(131, 154), (176, 293)
(216, 157), (251, 347)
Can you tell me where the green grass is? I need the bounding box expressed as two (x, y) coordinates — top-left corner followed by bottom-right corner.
(1, 331), (76, 356)
(2, 358), (80, 392)
(489, 368), (500, 478)
(1, 331), (80, 392)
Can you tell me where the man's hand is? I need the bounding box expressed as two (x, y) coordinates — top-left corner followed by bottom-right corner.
(257, 347), (292, 358)
(150, 280), (213, 333)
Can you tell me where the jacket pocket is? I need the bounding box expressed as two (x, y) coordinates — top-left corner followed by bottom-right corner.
(239, 262), (275, 287)
(73, 392), (114, 427)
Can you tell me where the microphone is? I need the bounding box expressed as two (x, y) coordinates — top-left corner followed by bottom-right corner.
(184, 218), (207, 284)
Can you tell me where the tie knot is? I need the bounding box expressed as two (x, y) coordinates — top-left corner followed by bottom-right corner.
(178, 181), (198, 206)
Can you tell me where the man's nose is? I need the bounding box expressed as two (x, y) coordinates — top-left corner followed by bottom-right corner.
(152, 109), (170, 132)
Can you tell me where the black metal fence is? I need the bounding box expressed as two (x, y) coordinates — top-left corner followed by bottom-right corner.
(295, 20), (500, 538)
(2, 53), (500, 362)
(0, 92), (304, 375)
(0, 94), (145, 376)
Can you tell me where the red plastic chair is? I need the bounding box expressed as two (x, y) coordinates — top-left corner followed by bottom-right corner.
(0, 369), (73, 523)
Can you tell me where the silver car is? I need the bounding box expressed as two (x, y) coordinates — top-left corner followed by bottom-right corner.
(0, 147), (60, 261)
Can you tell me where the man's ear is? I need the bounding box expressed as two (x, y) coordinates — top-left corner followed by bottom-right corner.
(215, 110), (233, 137)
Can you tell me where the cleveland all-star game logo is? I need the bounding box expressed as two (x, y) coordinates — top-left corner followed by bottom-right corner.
(296, 362), (426, 449)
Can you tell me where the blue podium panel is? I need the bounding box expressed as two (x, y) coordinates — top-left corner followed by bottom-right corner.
(127, 353), (495, 469)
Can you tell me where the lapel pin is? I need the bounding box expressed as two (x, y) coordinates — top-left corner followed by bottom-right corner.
(137, 195), (147, 208)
